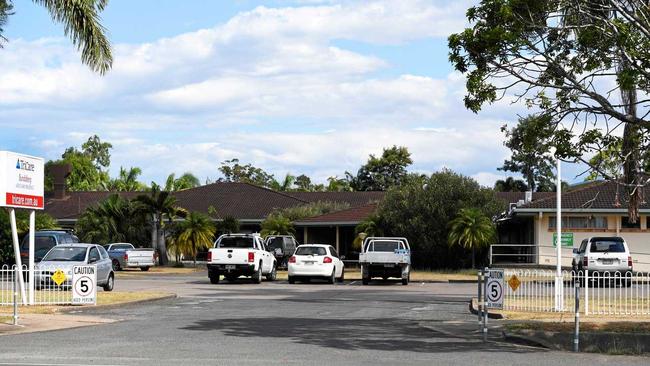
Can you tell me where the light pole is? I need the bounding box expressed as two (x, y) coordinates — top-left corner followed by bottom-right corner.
(555, 154), (564, 311)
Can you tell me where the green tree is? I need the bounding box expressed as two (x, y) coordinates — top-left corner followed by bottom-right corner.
(82, 135), (112, 169)
(449, 0), (650, 222)
(353, 213), (384, 251)
(271, 173), (295, 191)
(0, 0), (112, 74)
(499, 115), (555, 191)
(134, 184), (185, 265)
(175, 212), (215, 265)
(218, 159), (277, 188)
(75, 194), (149, 246)
(260, 213), (295, 237)
(294, 174), (313, 191)
(326, 176), (352, 192)
(448, 208), (496, 269)
(106, 167), (147, 191)
(493, 177), (528, 192)
(164, 173), (200, 191)
(378, 171), (504, 269)
(45, 135), (113, 191)
(346, 146), (413, 191)
(218, 215), (240, 234)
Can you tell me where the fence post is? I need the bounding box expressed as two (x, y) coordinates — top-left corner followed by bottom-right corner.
(13, 266), (19, 326)
(477, 269), (483, 330)
(574, 279), (580, 352)
(584, 270), (589, 316)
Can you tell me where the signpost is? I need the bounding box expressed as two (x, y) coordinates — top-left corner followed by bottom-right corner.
(481, 268), (504, 341)
(0, 151), (44, 305)
(72, 265), (97, 305)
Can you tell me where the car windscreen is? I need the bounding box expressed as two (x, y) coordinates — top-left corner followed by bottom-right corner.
(295, 247), (326, 256)
(369, 241), (401, 252)
(217, 237), (255, 248)
(266, 237), (283, 250)
(42, 247), (87, 262)
(590, 240), (626, 253)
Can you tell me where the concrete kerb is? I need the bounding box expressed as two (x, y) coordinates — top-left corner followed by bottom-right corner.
(60, 293), (177, 314)
(468, 299), (504, 319)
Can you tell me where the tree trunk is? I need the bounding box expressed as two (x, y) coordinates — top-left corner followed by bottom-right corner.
(619, 59), (642, 223)
(157, 215), (168, 265)
(471, 247), (476, 269)
(150, 214), (157, 251)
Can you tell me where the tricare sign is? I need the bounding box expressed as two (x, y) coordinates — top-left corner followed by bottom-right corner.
(0, 151), (44, 210)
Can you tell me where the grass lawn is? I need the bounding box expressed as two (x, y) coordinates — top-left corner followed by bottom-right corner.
(506, 320), (650, 334)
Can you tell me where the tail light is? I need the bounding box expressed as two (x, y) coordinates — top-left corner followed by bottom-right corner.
(289, 256), (296, 263)
(583, 256), (588, 267)
(628, 256), (633, 267)
(248, 252), (255, 263)
(207, 251), (212, 262)
(124, 253), (128, 261)
(323, 256), (333, 264)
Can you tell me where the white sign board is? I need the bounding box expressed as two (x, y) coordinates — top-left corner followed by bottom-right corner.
(0, 151), (44, 210)
(72, 265), (97, 305)
(485, 269), (504, 309)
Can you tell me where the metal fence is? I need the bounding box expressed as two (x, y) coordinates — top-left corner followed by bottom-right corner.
(502, 268), (650, 316)
(0, 265), (72, 306)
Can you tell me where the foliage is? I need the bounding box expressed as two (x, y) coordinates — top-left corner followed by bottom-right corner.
(448, 208), (496, 269)
(82, 134), (112, 169)
(493, 177), (528, 192)
(218, 159), (277, 188)
(275, 201), (350, 221)
(105, 167), (147, 191)
(326, 176), (352, 192)
(449, 0), (650, 221)
(218, 215), (240, 234)
(260, 213), (295, 237)
(352, 213), (384, 251)
(377, 171), (504, 269)
(164, 173), (201, 191)
(0, 0), (112, 73)
(271, 173), (295, 191)
(174, 212), (215, 264)
(75, 194), (149, 246)
(499, 115), (555, 191)
(45, 135), (112, 191)
(346, 146), (413, 191)
(0, 210), (59, 264)
(294, 174), (313, 191)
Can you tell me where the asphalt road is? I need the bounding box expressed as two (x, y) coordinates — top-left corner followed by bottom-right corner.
(0, 273), (647, 366)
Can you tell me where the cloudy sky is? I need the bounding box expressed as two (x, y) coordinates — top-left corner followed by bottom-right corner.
(0, 0), (576, 187)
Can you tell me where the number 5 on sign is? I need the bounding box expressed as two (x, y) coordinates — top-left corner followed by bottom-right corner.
(485, 269), (504, 309)
(72, 265), (97, 305)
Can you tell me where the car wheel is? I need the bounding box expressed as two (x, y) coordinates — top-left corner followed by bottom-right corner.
(288, 276), (295, 284)
(140, 266), (150, 272)
(112, 260), (121, 271)
(328, 269), (336, 284)
(209, 273), (220, 284)
(252, 264), (262, 284)
(402, 276), (409, 286)
(266, 264), (277, 281)
(103, 274), (114, 292)
(337, 268), (344, 283)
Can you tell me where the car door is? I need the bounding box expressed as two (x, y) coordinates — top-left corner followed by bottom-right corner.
(329, 246), (343, 277)
(88, 246), (107, 285)
(258, 238), (273, 273)
(97, 245), (112, 279)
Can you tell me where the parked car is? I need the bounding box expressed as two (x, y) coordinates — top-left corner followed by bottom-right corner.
(264, 235), (298, 268)
(359, 237), (411, 285)
(288, 244), (344, 284)
(34, 243), (114, 291)
(19, 230), (79, 264)
(102, 243), (156, 271)
(572, 236), (633, 286)
(207, 234), (277, 284)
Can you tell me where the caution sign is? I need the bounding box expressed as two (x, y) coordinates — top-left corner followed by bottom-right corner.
(51, 270), (67, 286)
(72, 265), (97, 305)
(485, 269), (504, 309)
(508, 275), (521, 292)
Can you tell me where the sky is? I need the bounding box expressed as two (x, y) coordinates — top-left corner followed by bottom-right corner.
(0, 0), (581, 187)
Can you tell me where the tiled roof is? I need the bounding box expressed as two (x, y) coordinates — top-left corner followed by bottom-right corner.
(287, 191), (384, 207)
(518, 180), (650, 210)
(294, 203), (377, 225)
(495, 192), (555, 205)
(45, 191), (143, 220)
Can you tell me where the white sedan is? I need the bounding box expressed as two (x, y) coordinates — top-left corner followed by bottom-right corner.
(288, 244), (344, 284)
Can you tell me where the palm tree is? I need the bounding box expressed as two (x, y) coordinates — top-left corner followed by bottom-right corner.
(353, 213), (383, 251)
(218, 215), (240, 234)
(175, 212), (215, 266)
(448, 208), (496, 269)
(134, 184), (185, 265)
(260, 213), (294, 237)
(164, 173), (201, 191)
(75, 194), (149, 245)
(106, 167), (146, 191)
(1, 0), (112, 74)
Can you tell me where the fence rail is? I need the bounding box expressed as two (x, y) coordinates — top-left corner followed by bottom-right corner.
(502, 268), (650, 316)
(0, 265), (72, 306)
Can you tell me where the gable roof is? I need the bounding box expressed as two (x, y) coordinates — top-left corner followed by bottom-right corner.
(45, 191), (143, 220)
(293, 203), (377, 226)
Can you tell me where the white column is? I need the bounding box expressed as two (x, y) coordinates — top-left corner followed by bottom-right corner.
(9, 209), (27, 305)
(555, 157), (564, 311)
(29, 210), (35, 305)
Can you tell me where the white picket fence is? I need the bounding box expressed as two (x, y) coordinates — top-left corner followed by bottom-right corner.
(0, 265), (73, 306)
(502, 269), (650, 316)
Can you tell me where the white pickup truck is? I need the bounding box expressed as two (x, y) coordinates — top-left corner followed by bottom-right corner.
(359, 237), (411, 285)
(103, 243), (156, 271)
(207, 234), (277, 284)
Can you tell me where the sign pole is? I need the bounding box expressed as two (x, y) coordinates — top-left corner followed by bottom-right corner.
(9, 209), (27, 304)
(483, 267), (489, 342)
(28, 210), (35, 305)
(555, 156), (564, 311)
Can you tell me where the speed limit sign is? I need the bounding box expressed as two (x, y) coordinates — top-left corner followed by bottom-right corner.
(485, 269), (504, 309)
(72, 265), (97, 305)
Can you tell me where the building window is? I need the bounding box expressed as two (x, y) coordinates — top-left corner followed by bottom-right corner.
(621, 216), (641, 229)
(548, 216), (608, 229)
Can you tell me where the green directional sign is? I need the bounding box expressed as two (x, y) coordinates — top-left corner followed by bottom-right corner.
(553, 232), (574, 248)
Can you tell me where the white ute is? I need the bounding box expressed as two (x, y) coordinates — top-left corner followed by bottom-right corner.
(359, 237), (411, 285)
(207, 234), (277, 284)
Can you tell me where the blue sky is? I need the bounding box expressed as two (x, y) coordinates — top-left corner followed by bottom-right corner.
(0, 0), (579, 187)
